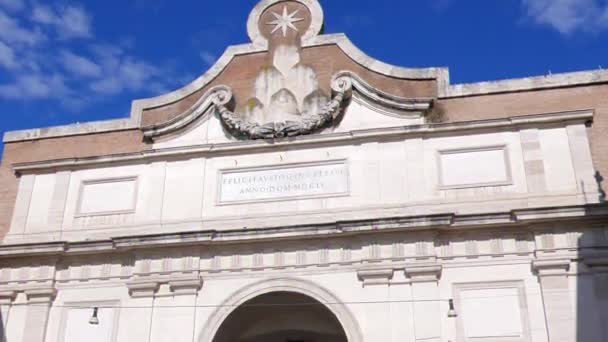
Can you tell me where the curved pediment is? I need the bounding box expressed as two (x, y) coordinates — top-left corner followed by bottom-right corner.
(137, 0), (441, 146)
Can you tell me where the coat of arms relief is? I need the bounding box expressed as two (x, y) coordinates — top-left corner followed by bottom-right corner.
(214, 2), (353, 139)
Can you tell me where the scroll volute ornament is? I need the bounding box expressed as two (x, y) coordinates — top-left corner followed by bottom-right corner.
(214, 0), (352, 140)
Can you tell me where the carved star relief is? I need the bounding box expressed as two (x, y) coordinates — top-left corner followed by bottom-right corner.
(266, 6), (304, 37)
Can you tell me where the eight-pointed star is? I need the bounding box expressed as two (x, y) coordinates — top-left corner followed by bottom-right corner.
(266, 6), (304, 37)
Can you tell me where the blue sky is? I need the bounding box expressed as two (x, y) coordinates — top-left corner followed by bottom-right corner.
(1, 0), (608, 155)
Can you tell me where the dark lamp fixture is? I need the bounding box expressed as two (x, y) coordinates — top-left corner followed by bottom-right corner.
(89, 307), (99, 325)
(447, 299), (458, 318)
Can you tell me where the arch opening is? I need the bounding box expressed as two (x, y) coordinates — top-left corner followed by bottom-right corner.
(212, 291), (348, 342)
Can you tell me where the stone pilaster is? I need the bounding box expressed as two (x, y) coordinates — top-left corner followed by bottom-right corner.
(0, 291), (16, 342)
(21, 287), (56, 342)
(405, 264), (442, 342)
(532, 258), (575, 342)
(520, 128), (547, 193)
(150, 274), (202, 342)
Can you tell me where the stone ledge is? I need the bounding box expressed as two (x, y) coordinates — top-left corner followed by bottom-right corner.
(24, 287), (57, 303)
(0, 290), (17, 304)
(169, 275), (204, 295)
(405, 264), (442, 283)
(532, 258), (571, 276)
(1, 204), (606, 258)
(11, 109), (593, 174)
(126, 278), (160, 298)
(441, 69), (608, 99)
(127, 274), (203, 297)
(356, 269), (394, 286)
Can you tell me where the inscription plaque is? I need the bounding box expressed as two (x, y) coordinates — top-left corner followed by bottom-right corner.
(219, 161), (349, 204)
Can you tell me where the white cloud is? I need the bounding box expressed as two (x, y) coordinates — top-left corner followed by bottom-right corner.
(0, 41), (18, 70)
(0, 73), (70, 99)
(0, 2), (188, 107)
(59, 50), (102, 78)
(90, 55), (160, 95)
(0, 10), (46, 45)
(199, 51), (216, 66)
(31, 4), (92, 39)
(522, 0), (608, 34)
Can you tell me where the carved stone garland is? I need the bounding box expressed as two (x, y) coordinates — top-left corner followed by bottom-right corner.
(214, 75), (353, 139)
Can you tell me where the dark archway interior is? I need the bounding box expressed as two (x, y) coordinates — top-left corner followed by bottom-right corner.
(212, 291), (348, 342)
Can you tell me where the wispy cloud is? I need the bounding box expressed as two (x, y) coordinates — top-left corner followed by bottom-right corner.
(0, 0), (24, 12)
(0, 41), (18, 70)
(59, 50), (102, 78)
(522, 0), (608, 34)
(31, 4), (92, 39)
(0, 10), (46, 45)
(0, 2), (189, 110)
(0, 73), (70, 100)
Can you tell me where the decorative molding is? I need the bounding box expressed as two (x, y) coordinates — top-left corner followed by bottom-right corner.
(1, 205), (607, 259)
(126, 278), (160, 298)
(0, 290), (17, 305)
(436, 145), (513, 190)
(247, 0), (324, 49)
(532, 258), (571, 276)
(127, 273), (202, 297)
(199, 277), (364, 342)
(216, 159), (350, 205)
(357, 268), (394, 286)
(168, 275), (203, 295)
(215, 74), (352, 139)
(75, 176), (139, 218)
(12, 109), (593, 175)
(141, 85), (230, 142)
(452, 280), (532, 342)
(405, 264), (442, 283)
(334, 71), (433, 113)
(24, 286), (57, 303)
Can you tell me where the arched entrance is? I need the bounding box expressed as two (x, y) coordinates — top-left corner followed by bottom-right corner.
(212, 291), (348, 342)
(200, 278), (362, 342)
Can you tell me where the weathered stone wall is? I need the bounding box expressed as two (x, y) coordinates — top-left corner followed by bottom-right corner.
(0, 130), (146, 239)
(437, 84), (608, 193)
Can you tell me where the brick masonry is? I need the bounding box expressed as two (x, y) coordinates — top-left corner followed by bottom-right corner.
(0, 48), (606, 240)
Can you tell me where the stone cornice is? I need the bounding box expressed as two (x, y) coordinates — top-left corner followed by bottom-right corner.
(1, 204), (605, 259)
(0, 283), (57, 303)
(11, 109), (593, 175)
(440, 69), (608, 99)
